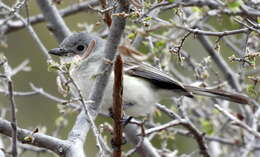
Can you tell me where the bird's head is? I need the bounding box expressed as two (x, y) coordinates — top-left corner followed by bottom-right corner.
(49, 32), (105, 63)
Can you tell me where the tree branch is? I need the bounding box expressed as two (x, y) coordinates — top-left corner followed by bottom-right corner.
(124, 124), (160, 157)
(0, 119), (69, 156)
(67, 1), (129, 156)
(1, 56), (18, 157)
(3, 0), (99, 34)
(36, 0), (71, 42)
(215, 104), (260, 138)
(155, 103), (210, 157)
(197, 34), (241, 91)
(112, 55), (123, 157)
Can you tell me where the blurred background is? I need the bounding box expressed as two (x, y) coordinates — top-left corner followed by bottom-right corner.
(0, 0), (258, 157)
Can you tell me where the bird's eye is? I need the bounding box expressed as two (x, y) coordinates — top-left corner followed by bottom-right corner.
(76, 45), (85, 51)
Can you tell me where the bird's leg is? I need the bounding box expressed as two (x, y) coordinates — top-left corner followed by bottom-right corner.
(108, 107), (133, 127)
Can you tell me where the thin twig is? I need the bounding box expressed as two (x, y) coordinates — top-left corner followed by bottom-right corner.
(29, 83), (66, 103)
(197, 33), (241, 91)
(66, 71), (109, 156)
(156, 103), (210, 157)
(214, 104), (260, 138)
(0, 2), (51, 60)
(11, 59), (30, 76)
(99, 0), (112, 27)
(1, 57), (18, 157)
(143, 119), (182, 136)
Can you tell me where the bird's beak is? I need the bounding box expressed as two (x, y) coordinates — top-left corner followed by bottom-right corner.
(48, 48), (69, 56)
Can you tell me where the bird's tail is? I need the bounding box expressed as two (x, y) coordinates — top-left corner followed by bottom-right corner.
(183, 85), (250, 104)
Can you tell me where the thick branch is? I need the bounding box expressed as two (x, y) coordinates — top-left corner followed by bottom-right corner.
(67, 1), (129, 156)
(4, 0), (99, 34)
(0, 119), (69, 156)
(124, 124), (160, 157)
(36, 0), (71, 42)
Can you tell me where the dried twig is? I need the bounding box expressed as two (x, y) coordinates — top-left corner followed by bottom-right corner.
(197, 34), (240, 91)
(1, 56), (18, 157)
(99, 0), (112, 27)
(214, 104), (260, 138)
(156, 103), (210, 157)
(112, 55), (123, 157)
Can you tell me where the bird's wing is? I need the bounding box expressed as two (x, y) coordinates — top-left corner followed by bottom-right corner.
(123, 59), (193, 97)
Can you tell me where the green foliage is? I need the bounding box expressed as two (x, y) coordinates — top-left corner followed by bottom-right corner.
(154, 108), (162, 117)
(191, 7), (202, 13)
(227, 0), (242, 11)
(144, 1), (151, 8)
(247, 84), (257, 97)
(127, 33), (136, 39)
(47, 61), (61, 72)
(246, 54), (257, 68)
(155, 40), (166, 49)
(90, 73), (98, 80)
(200, 119), (214, 135)
(143, 16), (152, 22)
(151, 40), (167, 55)
(158, 130), (175, 141)
(23, 136), (33, 143)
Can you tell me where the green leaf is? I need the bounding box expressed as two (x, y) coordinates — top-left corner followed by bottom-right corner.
(47, 61), (60, 72)
(144, 2), (151, 8)
(64, 63), (72, 70)
(127, 33), (136, 39)
(23, 136), (33, 143)
(144, 16), (152, 22)
(200, 119), (214, 135)
(247, 84), (257, 97)
(227, 0), (242, 11)
(155, 40), (166, 49)
(192, 7), (202, 13)
(154, 108), (162, 117)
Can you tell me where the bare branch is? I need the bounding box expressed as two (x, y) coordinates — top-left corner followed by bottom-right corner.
(156, 103), (210, 157)
(36, 0), (71, 43)
(112, 55), (123, 157)
(215, 104), (260, 138)
(143, 119), (181, 136)
(99, 0), (112, 27)
(0, 2), (50, 60)
(197, 34), (241, 91)
(0, 119), (69, 156)
(1, 56), (18, 157)
(29, 83), (66, 103)
(3, 1), (99, 34)
(124, 124), (160, 157)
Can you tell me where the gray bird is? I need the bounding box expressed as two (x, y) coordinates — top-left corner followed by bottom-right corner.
(49, 32), (249, 116)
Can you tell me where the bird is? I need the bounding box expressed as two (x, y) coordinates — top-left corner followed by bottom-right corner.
(49, 32), (250, 116)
